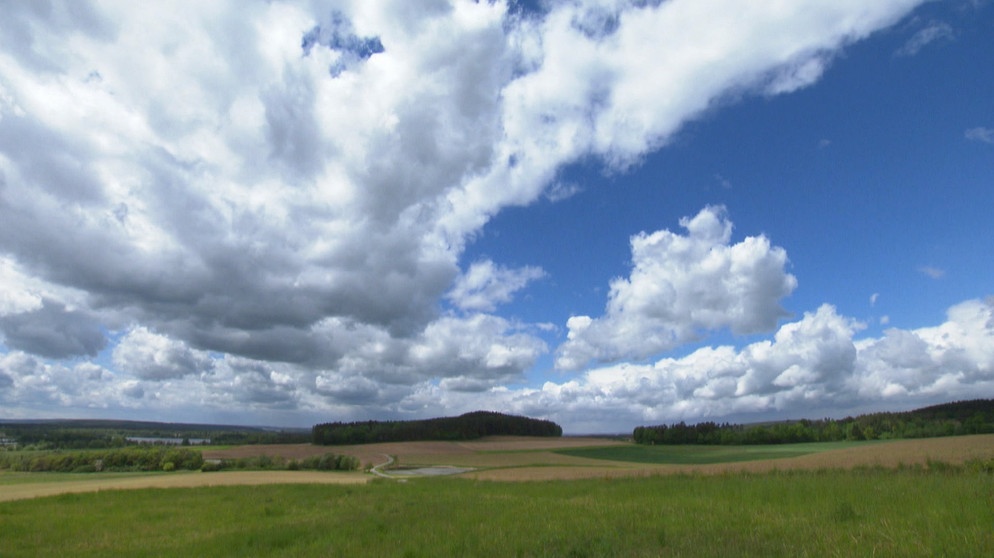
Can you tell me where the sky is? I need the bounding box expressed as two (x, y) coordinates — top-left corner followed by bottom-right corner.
(0, 0), (992, 433)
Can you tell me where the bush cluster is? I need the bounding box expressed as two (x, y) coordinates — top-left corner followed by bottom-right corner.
(0, 447), (203, 473)
(200, 453), (359, 472)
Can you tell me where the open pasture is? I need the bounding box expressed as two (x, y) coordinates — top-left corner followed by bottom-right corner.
(1, 467), (992, 557)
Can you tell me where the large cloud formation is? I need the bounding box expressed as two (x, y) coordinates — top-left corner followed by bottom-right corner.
(4, 0), (987, 432)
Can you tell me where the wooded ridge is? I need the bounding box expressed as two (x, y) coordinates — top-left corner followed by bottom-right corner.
(633, 399), (994, 445)
(312, 411), (563, 445)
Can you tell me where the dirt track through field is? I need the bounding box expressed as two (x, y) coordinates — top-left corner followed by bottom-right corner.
(0, 471), (368, 503)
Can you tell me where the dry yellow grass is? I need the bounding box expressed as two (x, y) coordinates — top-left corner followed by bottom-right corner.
(0, 471), (369, 503)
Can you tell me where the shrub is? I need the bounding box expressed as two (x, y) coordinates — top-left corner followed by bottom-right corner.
(201, 460), (225, 472)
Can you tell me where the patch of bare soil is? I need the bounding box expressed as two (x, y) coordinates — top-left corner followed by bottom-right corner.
(0, 471), (369, 503)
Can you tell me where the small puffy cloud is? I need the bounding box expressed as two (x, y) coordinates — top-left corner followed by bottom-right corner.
(544, 181), (582, 203)
(220, 358), (300, 409)
(556, 206), (797, 370)
(120, 381), (145, 400)
(763, 54), (832, 95)
(855, 298), (994, 399)
(0, 300), (106, 359)
(112, 327), (214, 381)
(965, 127), (994, 144)
(315, 373), (383, 405)
(896, 21), (954, 56)
(919, 266), (946, 279)
(0, 351), (117, 410)
(447, 260), (545, 312)
(408, 314), (547, 386)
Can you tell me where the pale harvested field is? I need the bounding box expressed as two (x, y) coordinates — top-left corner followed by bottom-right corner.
(0, 471), (368, 503)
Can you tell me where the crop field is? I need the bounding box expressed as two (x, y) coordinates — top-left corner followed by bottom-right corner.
(204, 433), (994, 481)
(2, 435), (994, 556)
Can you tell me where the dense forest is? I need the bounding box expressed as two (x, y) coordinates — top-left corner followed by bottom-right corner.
(633, 399), (994, 445)
(0, 419), (310, 450)
(312, 411), (563, 445)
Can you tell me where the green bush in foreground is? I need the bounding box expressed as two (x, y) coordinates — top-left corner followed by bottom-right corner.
(1, 466), (992, 557)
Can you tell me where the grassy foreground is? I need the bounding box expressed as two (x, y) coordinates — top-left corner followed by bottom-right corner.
(1, 467), (992, 557)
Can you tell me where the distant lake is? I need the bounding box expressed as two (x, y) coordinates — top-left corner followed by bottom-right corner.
(126, 437), (211, 445)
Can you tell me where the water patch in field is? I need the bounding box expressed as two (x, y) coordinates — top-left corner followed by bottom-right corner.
(388, 466), (473, 477)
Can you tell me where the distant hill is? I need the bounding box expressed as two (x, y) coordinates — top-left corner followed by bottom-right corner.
(312, 411), (563, 445)
(634, 399), (994, 445)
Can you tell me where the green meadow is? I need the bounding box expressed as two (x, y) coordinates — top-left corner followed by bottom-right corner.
(554, 440), (877, 465)
(1, 467), (992, 557)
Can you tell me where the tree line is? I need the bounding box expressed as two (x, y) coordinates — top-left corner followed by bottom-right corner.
(313, 411), (562, 445)
(0, 446), (359, 473)
(0, 420), (310, 450)
(633, 399), (994, 445)
(0, 446), (204, 473)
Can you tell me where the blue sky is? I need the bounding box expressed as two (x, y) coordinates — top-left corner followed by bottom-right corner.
(0, 0), (992, 432)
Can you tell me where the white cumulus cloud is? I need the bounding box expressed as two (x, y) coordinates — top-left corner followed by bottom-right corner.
(447, 260), (545, 312)
(556, 206), (797, 370)
(965, 127), (994, 144)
